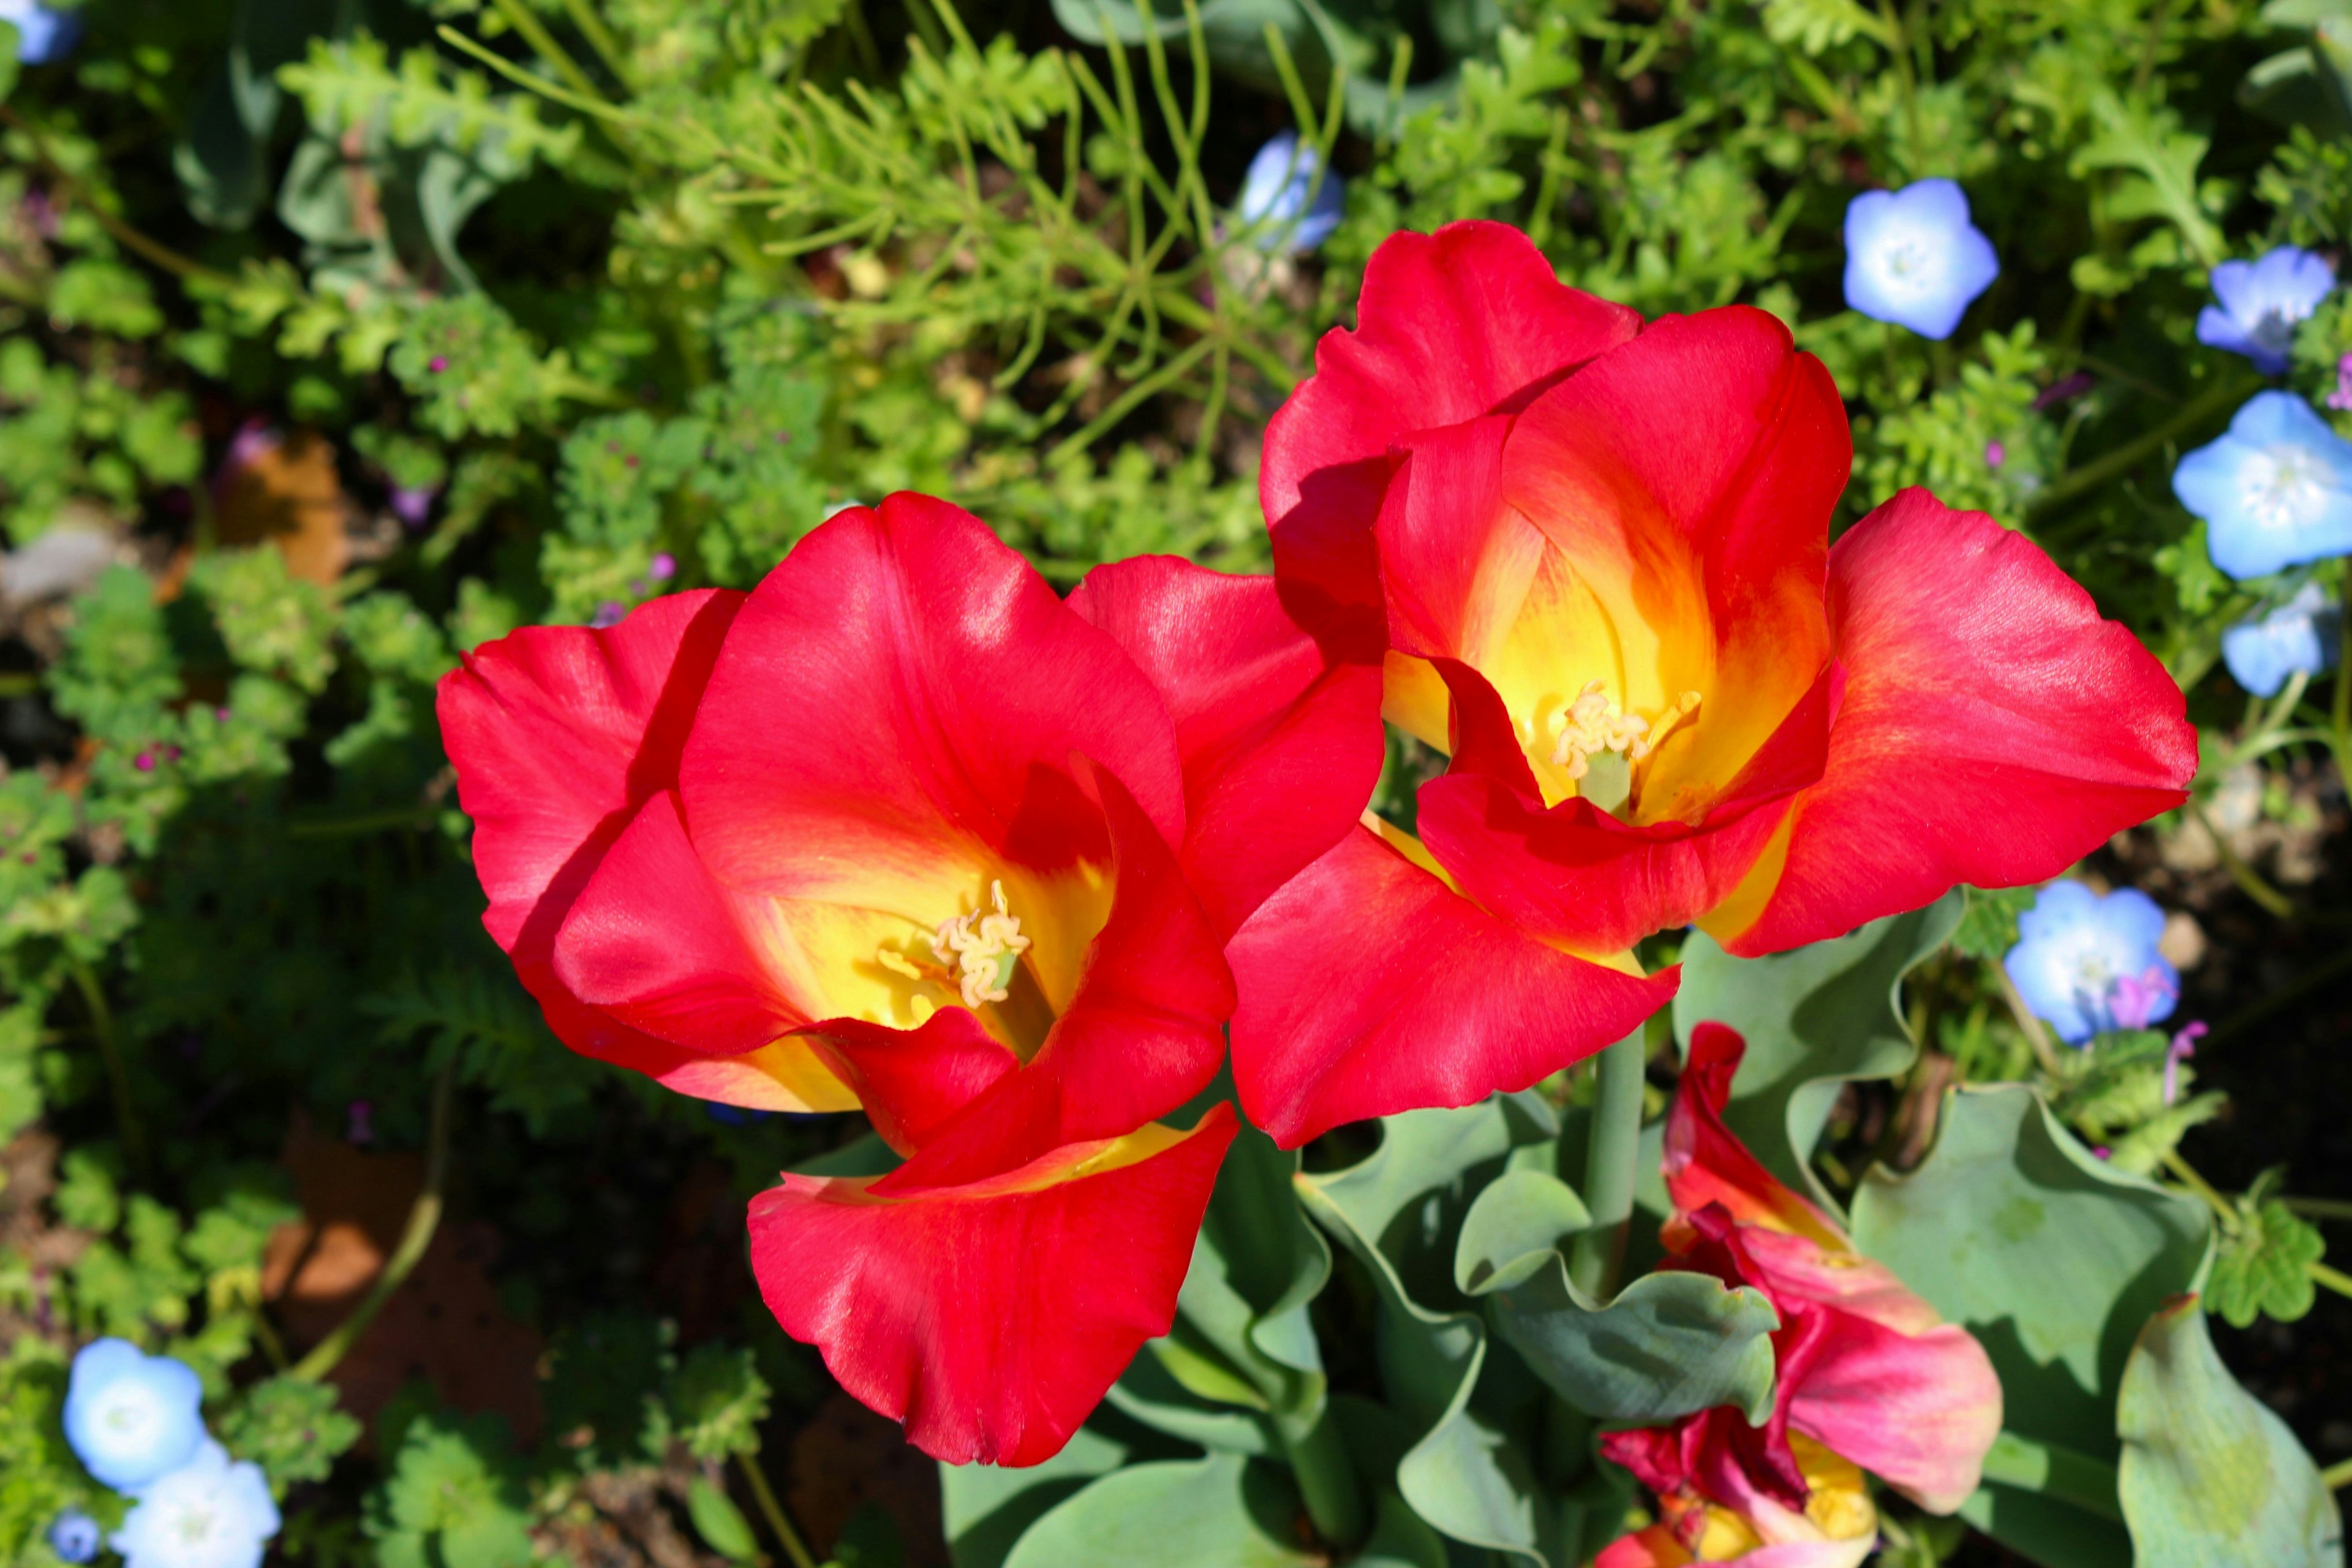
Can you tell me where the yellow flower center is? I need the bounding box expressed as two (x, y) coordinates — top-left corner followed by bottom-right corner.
(1538, 682), (1702, 782)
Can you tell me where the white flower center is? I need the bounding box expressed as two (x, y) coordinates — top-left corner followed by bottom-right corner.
(93, 1385), (164, 1451)
(876, 879), (1032, 1009)
(1529, 682), (1702, 782)
(2240, 443), (2333, 530)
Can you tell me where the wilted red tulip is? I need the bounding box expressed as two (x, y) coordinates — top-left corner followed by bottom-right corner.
(1232, 220), (2196, 1146)
(1597, 1022), (2002, 1566)
(437, 494), (1375, 1464)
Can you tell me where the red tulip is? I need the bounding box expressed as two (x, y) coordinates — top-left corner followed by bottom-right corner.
(437, 494), (1376, 1464)
(1596, 1023), (2003, 1566)
(1234, 220), (2195, 1146)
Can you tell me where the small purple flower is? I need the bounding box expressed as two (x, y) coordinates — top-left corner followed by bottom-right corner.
(389, 485), (439, 527)
(2197, 246), (2335, 375)
(1985, 440), (2007, 468)
(48, 1510), (100, 1564)
(589, 601), (627, 629)
(2107, 965), (2180, 1031)
(649, 552), (677, 581)
(429, 355), (450, 374)
(2331, 353), (2352, 413)
(134, 751), (155, 773)
(2163, 1021), (2206, 1107)
(2033, 371), (2095, 412)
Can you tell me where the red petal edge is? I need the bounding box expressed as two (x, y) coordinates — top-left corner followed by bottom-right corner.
(1228, 823), (1676, 1147)
(1719, 490), (2196, 956)
(749, 1103), (1238, 1466)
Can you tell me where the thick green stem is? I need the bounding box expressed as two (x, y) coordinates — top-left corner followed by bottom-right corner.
(1280, 1404), (1365, 1550)
(293, 1061), (454, 1382)
(1569, 1027), (1647, 1300)
(1979, 1430), (2122, 1520)
(69, 961), (146, 1183)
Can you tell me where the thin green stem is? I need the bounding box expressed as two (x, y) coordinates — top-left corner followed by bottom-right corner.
(1279, 1404), (1365, 1550)
(2311, 1259), (2352, 1302)
(0, 105), (233, 287)
(1978, 1430), (2122, 1520)
(484, 0), (606, 103)
(554, 0), (634, 91)
(2025, 373), (2249, 522)
(1992, 962), (2062, 1077)
(2283, 1196), (2352, 1221)
(2185, 797), (2299, 921)
(736, 1452), (819, 1568)
(2333, 557), (2352, 783)
(2323, 1455), (2352, 1490)
(1569, 1027), (1647, 1300)
(2159, 1147), (2233, 1223)
(68, 961), (146, 1182)
(292, 1061), (454, 1382)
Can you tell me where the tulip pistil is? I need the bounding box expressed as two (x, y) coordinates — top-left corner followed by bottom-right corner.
(876, 880), (1034, 1012)
(1543, 682), (1702, 783)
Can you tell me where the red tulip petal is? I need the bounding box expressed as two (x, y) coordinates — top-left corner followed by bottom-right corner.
(439, 592), (856, 1107)
(1066, 557), (1384, 941)
(874, 757), (1234, 1191)
(1262, 223), (1641, 650)
(748, 1105), (1238, 1467)
(1663, 1023), (1848, 1251)
(1414, 662), (1825, 954)
(679, 494), (1187, 908)
(1501, 307), (1845, 816)
(799, 1011), (1018, 1155)
(1709, 491), (2196, 956)
(1779, 1307), (2003, 1515)
(1263, 221), (1642, 527)
(1227, 821), (1676, 1147)
(1596, 1525), (1695, 1568)
(551, 790), (804, 1053)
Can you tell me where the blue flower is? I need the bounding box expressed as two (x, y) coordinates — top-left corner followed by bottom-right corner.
(1841, 179), (2000, 340)
(2197, 246), (2334, 375)
(0, 0), (80, 64)
(2222, 581), (2341, 697)
(2173, 391), (2352, 579)
(2003, 882), (2179, 1046)
(111, 1442), (280, 1568)
(48, 1510), (101, 1564)
(63, 1339), (206, 1494)
(1235, 132), (1343, 254)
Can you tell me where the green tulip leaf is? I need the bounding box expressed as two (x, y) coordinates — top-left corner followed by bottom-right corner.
(1673, 891), (1962, 1211)
(1850, 1085), (2211, 1568)
(1000, 1453), (1317, 1568)
(1479, 1261), (1780, 1427)
(1453, 1168), (1591, 1294)
(1297, 1106), (1563, 1568)
(2117, 1294), (2345, 1567)
(942, 1423), (1134, 1568)
(1166, 1116), (1332, 1430)
(1105, 1345), (1280, 1455)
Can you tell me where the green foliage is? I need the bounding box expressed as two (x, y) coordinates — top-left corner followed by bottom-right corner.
(2117, 1296), (2345, 1566)
(217, 1376), (366, 1494)
(366, 1411), (535, 1568)
(2206, 1170), (2329, 1330)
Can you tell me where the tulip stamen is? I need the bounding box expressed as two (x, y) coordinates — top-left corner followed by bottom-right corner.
(929, 879), (1033, 1009)
(1545, 684), (1703, 780)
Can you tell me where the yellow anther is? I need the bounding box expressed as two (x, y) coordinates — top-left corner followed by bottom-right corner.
(875, 949), (928, 983)
(1545, 682), (1702, 780)
(929, 879), (1032, 1009)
